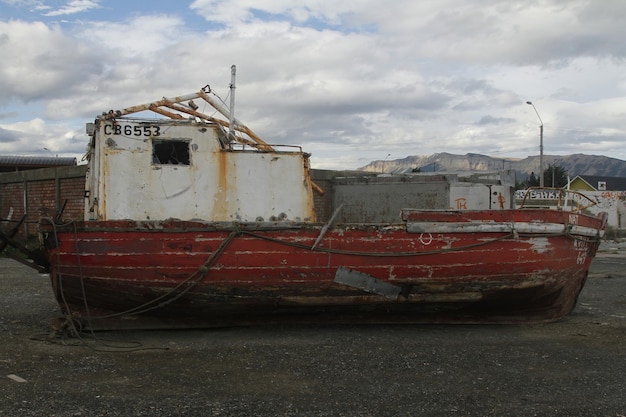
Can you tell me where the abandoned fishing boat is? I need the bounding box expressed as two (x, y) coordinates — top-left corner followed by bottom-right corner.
(37, 69), (607, 328)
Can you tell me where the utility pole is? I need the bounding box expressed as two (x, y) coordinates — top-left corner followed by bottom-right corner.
(526, 101), (544, 187)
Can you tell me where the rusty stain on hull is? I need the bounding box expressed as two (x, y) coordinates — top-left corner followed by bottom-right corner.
(40, 209), (607, 328)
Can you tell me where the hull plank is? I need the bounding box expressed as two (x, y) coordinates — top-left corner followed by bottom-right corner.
(41, 209), (606, 328)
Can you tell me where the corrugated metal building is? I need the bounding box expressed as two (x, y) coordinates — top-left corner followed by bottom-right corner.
(0, 155), (77, 172)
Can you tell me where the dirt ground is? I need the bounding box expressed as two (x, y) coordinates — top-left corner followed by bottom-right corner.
(1, 244), (625, 417)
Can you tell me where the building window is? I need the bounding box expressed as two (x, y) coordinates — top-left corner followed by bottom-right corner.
(152, 140), (190, 165)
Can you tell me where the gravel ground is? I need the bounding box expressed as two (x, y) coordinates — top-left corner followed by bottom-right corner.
(1, 244), (625, 417)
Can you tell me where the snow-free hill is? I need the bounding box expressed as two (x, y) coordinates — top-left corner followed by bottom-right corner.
(360, 152), (626, 178)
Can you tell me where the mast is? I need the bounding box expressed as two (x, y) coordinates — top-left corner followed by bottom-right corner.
(98, 65), (274, 151)
(229, 65), (236, 139)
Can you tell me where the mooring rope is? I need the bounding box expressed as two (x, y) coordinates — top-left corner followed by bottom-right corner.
(91, 229), (241, 319)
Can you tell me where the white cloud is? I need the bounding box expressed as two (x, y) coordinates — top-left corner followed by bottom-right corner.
(43, 0), (100, 16)
(1, 0), (626, 169)
(0, 118), (84, 157)
(190, 0), (360, 26)
(0, 20), (101, 102)
(79, 14), (188, 57)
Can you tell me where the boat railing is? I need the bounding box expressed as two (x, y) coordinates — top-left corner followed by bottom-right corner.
(229, 143), (303, 153)
(518, 187), (597, 212)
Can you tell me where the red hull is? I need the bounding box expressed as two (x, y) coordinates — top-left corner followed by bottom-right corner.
(41, 209), (607, 327)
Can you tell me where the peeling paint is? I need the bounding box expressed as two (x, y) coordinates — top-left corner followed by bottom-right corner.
(528, 237), (552, 254)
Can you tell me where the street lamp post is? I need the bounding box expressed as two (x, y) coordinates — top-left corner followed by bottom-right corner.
(526, 101), (544, 188)
(383, 153), (391, 173)
(43, 147), (58, 158)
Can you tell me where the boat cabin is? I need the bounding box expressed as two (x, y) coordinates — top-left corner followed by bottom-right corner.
(84, 118), (316, 223)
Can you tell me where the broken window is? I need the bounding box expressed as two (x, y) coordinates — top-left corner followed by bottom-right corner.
(152, 140), (190, 165)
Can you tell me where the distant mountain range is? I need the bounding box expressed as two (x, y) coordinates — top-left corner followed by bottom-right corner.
(359, 153), (626, 179)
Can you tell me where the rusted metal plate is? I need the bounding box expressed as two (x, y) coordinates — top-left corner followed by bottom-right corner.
(334, 267), (402, 300)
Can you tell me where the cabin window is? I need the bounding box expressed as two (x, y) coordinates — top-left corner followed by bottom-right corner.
(152, 140), (190, 165)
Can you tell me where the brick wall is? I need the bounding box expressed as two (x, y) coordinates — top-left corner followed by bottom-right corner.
(1, 182), (25, 221)
(0, 165), (87, 237)
(311, 178), (333, 222)
(27, 179), (57, 218)
(310, 169), (370, 222)
(59, 176), (87, 221)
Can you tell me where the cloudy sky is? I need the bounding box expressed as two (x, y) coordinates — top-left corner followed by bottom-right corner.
(1, 0), (625, 169)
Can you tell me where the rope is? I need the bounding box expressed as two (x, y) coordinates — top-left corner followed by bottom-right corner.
(39, 218), (240, 350)
(241, 229), (515, 257)
(90, 229), (241, 319)
(38, 218), (91, 344)
(0, 217), (40, 224)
